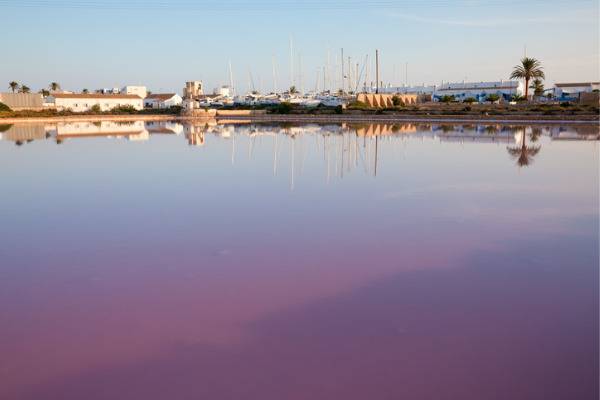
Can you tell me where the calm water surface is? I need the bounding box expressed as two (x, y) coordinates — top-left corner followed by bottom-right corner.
(1, 120), (598, 399)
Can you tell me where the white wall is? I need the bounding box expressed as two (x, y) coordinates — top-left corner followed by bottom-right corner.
(53, 97), (143, 112)
(122, 86), (147, 98)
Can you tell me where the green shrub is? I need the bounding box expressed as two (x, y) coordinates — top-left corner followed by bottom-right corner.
(0, 102), (11, 112)
(392, 95), (404, 107)
(463, 97), (477, 104)
(110, 105), (138, 114)
(270, 102), (292, 114)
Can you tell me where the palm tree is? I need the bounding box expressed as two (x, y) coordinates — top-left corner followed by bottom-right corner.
(510, 57), (545, 100)
(39, 89), (50, 97)
(530, 79), (544, 97)
(82, 88), (89, 94)
(49, 82), (60, 92)
(507, 129), (541, 167)
(289, 85), (298, 94)
(8, 81), (19, 93)
(19, 85), (30, 94)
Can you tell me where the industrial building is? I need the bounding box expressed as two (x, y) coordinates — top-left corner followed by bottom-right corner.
(552, 82), (600, 101)
(432, 81), (524, 102)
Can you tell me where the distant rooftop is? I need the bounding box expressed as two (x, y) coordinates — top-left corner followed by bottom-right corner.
(50, 93), (142, 99)
(146, 93), (177, 100)
(554, 82), (600, 88)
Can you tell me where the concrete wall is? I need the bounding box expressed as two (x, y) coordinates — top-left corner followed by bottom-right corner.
(356, 93), (418, 108)
(0, 93), (44, 110)
(579, 92), (599, 105)
(216, 110), (267, 116)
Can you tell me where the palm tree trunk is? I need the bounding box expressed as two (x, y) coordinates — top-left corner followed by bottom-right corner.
(525, 78), (529, 100)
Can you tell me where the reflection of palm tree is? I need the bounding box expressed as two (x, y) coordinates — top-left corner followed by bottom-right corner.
(507, 130), (541, 167)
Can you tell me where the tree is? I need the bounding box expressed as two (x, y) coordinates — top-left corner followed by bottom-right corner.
(463, 97), (477, 104)
(82, 88), (89, 94)
(530, 78), (544, 97)
(507, 129), (541, 167)
(39, 89), (50, 97)
(510, 57), (545, 100)
(439, 95), (455, 103)
(49, 82), (61, 92)
(486, 93), (500, 103)
(19, 85), (30, 93)
(8, 81), (18, 93)
(392, 95), (404, 106)
(289, 86), (298, 94)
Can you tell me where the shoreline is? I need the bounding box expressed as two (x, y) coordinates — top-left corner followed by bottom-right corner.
(1, 113), (598, 125)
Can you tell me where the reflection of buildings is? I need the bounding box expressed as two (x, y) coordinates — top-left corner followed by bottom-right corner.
(548, 125), (600, 141)
(145, 121), (184, 135)
(433, 124), (515, 143)
(0, 124), (47, 144)
(54, 121), (149, 141)
(352, 123), (417, 137)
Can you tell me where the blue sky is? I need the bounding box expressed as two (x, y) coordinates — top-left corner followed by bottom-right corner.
(1, 0), (598, 94)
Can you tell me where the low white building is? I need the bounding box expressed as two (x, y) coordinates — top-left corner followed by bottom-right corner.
(213, 85), (232, 97)
(378, 85), (436, 95)
(47, 93), (143, 112)
(121, 85), (147, 99)
(553, 82), (600, 100)
(433, 81), (524, 102)
(144, 93), (182, 109)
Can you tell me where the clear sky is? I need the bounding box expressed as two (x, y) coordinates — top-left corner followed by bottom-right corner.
(1, 0), (598, 94)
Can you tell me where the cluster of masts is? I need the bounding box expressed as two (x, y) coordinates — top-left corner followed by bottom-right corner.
(225, 43), (405, 99)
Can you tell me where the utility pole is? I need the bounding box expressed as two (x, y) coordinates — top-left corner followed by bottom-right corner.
(375, 49), (379, 94)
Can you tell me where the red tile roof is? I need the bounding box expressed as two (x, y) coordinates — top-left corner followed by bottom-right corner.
(146, 93), (177, 100)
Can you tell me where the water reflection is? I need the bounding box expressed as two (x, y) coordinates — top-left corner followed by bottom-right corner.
(0, 119), (597, 400)
(507, 127), (541, 167)
(0, 120), (598, 180)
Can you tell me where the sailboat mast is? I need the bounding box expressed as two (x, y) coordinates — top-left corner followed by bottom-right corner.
(228, 60), (235, 97)
(272, 55), (278, 94)
(290, 36), (294, 90)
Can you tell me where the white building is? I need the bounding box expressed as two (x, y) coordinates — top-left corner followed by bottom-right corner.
(553, 82), (600, 100)
(144, 93), (183, 109)
(213, 85), (232, 97)
(121, 85), (147, 99)
(378, 85), (436, 95)
(433, 81), (524, 102)
(47, 93), (143, 112)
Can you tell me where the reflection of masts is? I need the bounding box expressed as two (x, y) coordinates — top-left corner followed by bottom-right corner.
(374, 135), (379, 176)
(290, 135), (295, 191)
(231, 132), (236, 165)
(273, 134), (278, 176)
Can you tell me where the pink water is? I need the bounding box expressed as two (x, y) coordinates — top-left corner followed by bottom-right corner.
(0, 121), (598, 399)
